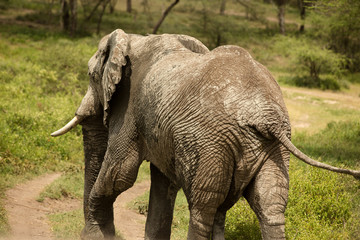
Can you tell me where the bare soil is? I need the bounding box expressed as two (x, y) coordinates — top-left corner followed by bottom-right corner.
(4, 173), (62, 240)
(3, 173), (150, 240)
(113, 181), (150, 240)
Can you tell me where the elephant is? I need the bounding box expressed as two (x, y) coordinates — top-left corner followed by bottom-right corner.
(51, 29), (360, 240)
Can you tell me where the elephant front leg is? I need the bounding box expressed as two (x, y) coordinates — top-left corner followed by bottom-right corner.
(82, 135), (143, 240)
(145, 163), (179, 240)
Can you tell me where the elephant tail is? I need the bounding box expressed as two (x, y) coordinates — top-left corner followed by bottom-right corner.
(277, 132), (360, 180)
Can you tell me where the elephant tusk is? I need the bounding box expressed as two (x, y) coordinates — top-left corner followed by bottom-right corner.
(51, 116), (83, 137)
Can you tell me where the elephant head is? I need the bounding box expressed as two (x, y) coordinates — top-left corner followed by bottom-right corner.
(51, 30), (129, 137)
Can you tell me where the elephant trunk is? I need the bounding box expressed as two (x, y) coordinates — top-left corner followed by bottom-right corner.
(81, 116), (109, 222)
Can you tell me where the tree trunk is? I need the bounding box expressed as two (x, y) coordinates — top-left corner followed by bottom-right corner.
(69, 0), (77, 35)
(60, 0), (77, 35)
(97, 0), (110, 35)
(85, 0), (103, 22)
(278, 4), (285, 35)
(60, 0), (70, 31)
(109, 0), (117, 13)
(298, 0), (305, 32)
(219, 0), (226, 15)
(235, 0), (252, 20)
(126, 0), (132, 13)
(152, 0), (179, 34)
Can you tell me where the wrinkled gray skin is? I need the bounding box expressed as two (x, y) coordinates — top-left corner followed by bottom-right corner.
(52, 29), (360, 240)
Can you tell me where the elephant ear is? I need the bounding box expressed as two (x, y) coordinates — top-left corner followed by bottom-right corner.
(101, 29), (129, 126)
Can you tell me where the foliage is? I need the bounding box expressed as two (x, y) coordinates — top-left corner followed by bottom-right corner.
(285, 159), (357, 240)
(274, 36), (348, 90)
(307, 0), (360, 72)
(287, 121), (360, 239)
(0, 32), (91, 175)
(295, 44), (346, 81)
(195, 7), (239, 49)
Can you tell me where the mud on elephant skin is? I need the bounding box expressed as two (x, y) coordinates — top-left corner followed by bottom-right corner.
(51, 29), (360, 240)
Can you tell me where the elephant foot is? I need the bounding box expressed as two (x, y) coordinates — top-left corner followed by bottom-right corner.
(81, 221), (115, 240)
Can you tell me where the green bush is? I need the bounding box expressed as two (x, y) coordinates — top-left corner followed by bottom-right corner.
(274, 36), (348, 90)
(307, 0), (360, 72)
(294, 44), (347, 86)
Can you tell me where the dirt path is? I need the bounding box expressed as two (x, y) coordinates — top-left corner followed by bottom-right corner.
(114, 181), (150, 240)
(3, 173), (150, 240)
(4, 173), (62, 240)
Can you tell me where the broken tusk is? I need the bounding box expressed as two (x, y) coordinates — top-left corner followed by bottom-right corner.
(51, 116), (83, 137)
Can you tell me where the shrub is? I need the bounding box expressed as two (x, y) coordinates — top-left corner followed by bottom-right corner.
(274, 36), (348, 90)
(307, 0), (360, 72)
(294, 43), (347, 86)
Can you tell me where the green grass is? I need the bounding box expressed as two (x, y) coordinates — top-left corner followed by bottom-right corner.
(38, 171), (84, 202)
(285, 159), (359, 240)
(48, 209), (84, 239)
(292, 121), (360, 166)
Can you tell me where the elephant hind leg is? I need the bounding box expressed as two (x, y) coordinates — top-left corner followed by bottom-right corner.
(185, 164), (233, 239)
(211, 209), (226, 240)
(211, 185), (242, 240)
(145, 163), (179, 240)
(243, 147), (289, 240)
(184, 178), (231, 240)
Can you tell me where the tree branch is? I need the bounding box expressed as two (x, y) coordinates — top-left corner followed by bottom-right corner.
(152, 0), (179, 34)
(85, 0), (104, 21)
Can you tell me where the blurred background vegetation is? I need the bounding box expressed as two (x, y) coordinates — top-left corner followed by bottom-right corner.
(0, 0), (360, 239)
